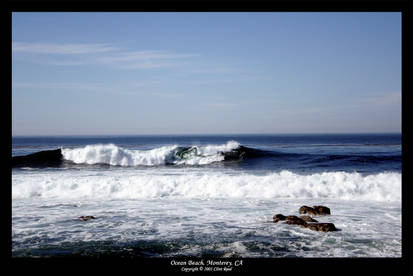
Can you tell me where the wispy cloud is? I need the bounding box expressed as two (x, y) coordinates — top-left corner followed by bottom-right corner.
(13, 82), (109, 91)
(151, 92), (186, 98)
(12, 81), (155, 96)
(12, 41), (197, 70)
(11, 42), (248, 75)
(204, 102), (237, 108)
(98, 50), (197, 69)
(361, 91), (401, 107)
(99, 50), (197, 63)
(115, 60), (184, 70)
(185, 67), (241, 74)
(12, 41), (246, 75)
(12, 42), (116, 55)
(262, 91), (401, 119)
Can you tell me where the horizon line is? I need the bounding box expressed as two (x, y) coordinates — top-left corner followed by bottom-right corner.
(11, 131), (402, 138)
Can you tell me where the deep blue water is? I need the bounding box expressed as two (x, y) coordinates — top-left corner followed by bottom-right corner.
(12, 133), (401, 174)
(12, 133), (402, 258)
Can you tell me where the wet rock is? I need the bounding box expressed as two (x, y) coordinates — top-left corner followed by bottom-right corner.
(284, 216), (307, 226)
(273, 214), (287, 223)
(299, 205), (318, 215)
(299, 205), (331, 216)
(313, 205), (331, 215)
(79, 216), (96, 221)
(300, 215), (318, 222)
(304, 223), (337, 232)
(272, 205), (335, 232)
(273, 214), (308, 225)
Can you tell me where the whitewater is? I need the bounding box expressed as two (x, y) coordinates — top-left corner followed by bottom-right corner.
(12, 134), (402, 258)
(60, 141), (241, 166)
(12, 168), (401, 202)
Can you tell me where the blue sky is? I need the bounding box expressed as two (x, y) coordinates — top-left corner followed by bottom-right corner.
(12, 12), (401, 135)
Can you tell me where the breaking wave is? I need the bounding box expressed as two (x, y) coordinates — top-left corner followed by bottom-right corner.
(12, 170), (401, 202)
(12, 140), (400, 169)
(61, 141), (250, 166)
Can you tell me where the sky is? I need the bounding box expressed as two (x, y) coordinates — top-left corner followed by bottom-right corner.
(12, 12), (402, 136)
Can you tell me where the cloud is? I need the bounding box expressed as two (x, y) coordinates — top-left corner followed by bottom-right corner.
(13, 82), (108, 91)
(12, 41), (197, 70)
(204, 102), (237, 108)
(98, 50), (197, 69)
(185, 67), (241, 74)
(361, 91), (401, 107)
(99, 50), (197, 63)
(262, 91), (401, 120)
(114, 60), (184, 69)
(12, 42), (116, 55)
(151, 92), (185, 98)
(12, 81), (154, 96)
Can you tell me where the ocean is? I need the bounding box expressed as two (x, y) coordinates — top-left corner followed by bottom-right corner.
(11, 134), (402, 258)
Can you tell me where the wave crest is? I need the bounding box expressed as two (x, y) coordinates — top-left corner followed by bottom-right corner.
(12, 170), (401, 202)
(61, 141), (242, 166)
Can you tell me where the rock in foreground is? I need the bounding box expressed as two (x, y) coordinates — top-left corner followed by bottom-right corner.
(79, 216), (96, 221)
(284, 215), (307, 226)
(304, 223), (337, 232)
(312, 205), (331, 215)
(273, 214), (287, 223)
(272, 205), (336, 232)
(299, 205), (331, 216)
(300, 215), (318, 222)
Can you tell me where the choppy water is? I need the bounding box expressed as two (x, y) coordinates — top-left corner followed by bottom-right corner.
(12, 134), (402, 257)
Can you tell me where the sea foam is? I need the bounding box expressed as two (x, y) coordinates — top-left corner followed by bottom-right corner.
(61, 141), (241, 166)
(12, 169), (401, 202)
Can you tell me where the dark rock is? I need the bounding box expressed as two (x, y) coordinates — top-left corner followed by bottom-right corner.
(304, 223), (337, 232)
(284, 216), (307, 226)
(299, 205), (331, 216)
(272, 205), (335, 232)
(79, 216), (96, 221)
(300, 215), (318, 222)
(299, 205), (318, 215)
(273, 214), (287, 223)
(313, 205), (331, 215)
